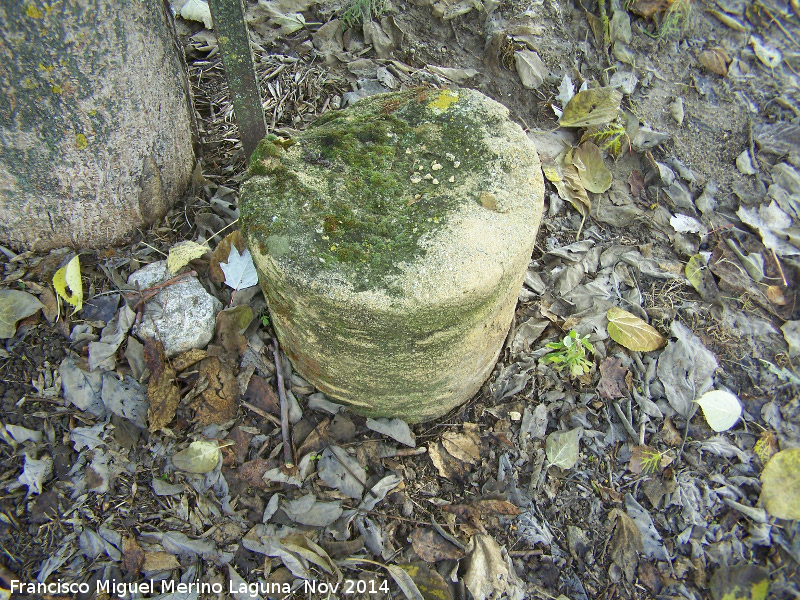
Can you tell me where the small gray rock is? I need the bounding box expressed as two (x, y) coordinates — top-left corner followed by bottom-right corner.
(129, 261), (221, 357)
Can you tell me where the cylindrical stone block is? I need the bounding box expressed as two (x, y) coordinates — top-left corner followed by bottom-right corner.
(240, 88), (544, 422)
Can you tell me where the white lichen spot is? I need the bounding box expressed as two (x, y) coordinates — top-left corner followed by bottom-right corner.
(432, 162), (442, 171)
(433, 178), (440, 185)
(424, 173), (433, 180)
(445, 152), (456, 161)
(448, 175), (455, 183)
(417, 165), (424, 171)
(454, 161), (461, 168)
(405, 148), (412, 154)
(410, 176), (422, 184)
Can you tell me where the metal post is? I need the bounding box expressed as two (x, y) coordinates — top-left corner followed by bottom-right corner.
(207, 0), (267, 159)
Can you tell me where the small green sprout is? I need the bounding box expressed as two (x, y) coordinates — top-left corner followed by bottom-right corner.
(586, 120), (630, 156)
(639, 448), (666, 474)
(542, 330), (594, 377)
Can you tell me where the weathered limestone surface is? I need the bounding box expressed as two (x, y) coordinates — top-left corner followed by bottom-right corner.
(240, 88), (544, 422)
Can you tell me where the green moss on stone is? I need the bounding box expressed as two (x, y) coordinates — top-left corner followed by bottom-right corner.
(240, 89), (502, 291)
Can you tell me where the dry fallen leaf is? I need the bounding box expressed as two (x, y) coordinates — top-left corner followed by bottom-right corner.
(709, 564), (769, 600)
(441, 428), (481, 464)
(0, 290), (44, 339)
(695, 389), (742, 432)
(189, 356), (239, 425)
(210, 230), (247, 285)
(142, 551), (181, 572)
(428, 441), (469, 482)
(397, 563), (453, 600)
(559, 87), (623, 128)
(608, 508), (643, 582)
(52, 254), (83, 314)
(172, 440), (221, 473)
(122, 536), (145, 575)
(753, 431), (779, 464)
(698, 47), (729, 76)
(545, 428), (581, 469)
(573, 141), (613, 194)
(759, 447), (800, 520)
(167, 240), (208, 274)
(606, 307), (666, 352)
(597, 357), (629, 399)
(462, 534), (509, 600)
(409, 528), (465, 562)
(145, 339), (181, 432)
(215, 305), (254, 357)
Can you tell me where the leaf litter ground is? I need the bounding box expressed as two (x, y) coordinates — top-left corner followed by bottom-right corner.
(1, 0), (800, 598)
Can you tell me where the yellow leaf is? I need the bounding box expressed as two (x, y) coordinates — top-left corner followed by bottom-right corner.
(753, 431), (778, 464)
(167, 240), (208, 274)
(685, 254), (706, 293)
(52, 255), (83, 314)
(559, 87), (623, 128)
(606, 307), (666, 352)
(759, 447), (800, 520)
(573, 141), (612, 193)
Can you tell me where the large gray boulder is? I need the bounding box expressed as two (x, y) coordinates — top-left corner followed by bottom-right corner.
(240, 88), (544, 422)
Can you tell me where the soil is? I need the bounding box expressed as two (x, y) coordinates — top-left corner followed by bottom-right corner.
(1, 0), (799, 598)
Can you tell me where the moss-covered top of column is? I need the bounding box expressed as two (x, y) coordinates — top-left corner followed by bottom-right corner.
(240, 88), (511, 293)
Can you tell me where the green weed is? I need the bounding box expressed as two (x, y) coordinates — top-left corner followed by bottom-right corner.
(586, 120), (630, 156)
(341, 0), (388, 28)
(542, 330), (594, 377)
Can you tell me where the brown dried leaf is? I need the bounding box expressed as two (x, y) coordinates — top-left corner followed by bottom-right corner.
(172, 348), (208, 371)
(142, 551), (180, 572)
(144, 337), (167, 380)
(296, 418), (331, 458)
(698, 47), (729, 76)
(609, 508), (642, 582)
(40, 287), (59, 324)
(597, 357), (629, 399)
(660, 417), (683, 447)
(628, 169), (645, 198)
(215, 305), (254, 357)
(628, 445), (656, 474)
(122, 536), (145, 575)
(146, 340), (180, 432)
(463, 534), (509, 600)
(409, 528), (465, 562)
(238, 458), (273, 490)
(243, 374), (280, 416)
(428, 441), (468, 482)
(189, 357), (239, 425)
(441, 429), (481, 464)
(471, 499), (522, 516)
(573, 141), (612, 194)
(628, 0), (667, 18)
(561, 164), (591, 218)
(767, 285), (787, 305)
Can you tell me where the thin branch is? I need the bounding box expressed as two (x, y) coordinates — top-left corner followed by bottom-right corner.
(272, 338), (295, 468)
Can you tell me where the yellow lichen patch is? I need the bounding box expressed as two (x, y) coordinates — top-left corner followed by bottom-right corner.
(427, 89), (460, 113)
(74, 133), (88, 150)
(26, 4), (44, 18)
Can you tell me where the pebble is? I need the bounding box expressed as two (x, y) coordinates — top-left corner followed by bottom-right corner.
(736, 149), (758, 175)
(669, 97), (685, 126)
